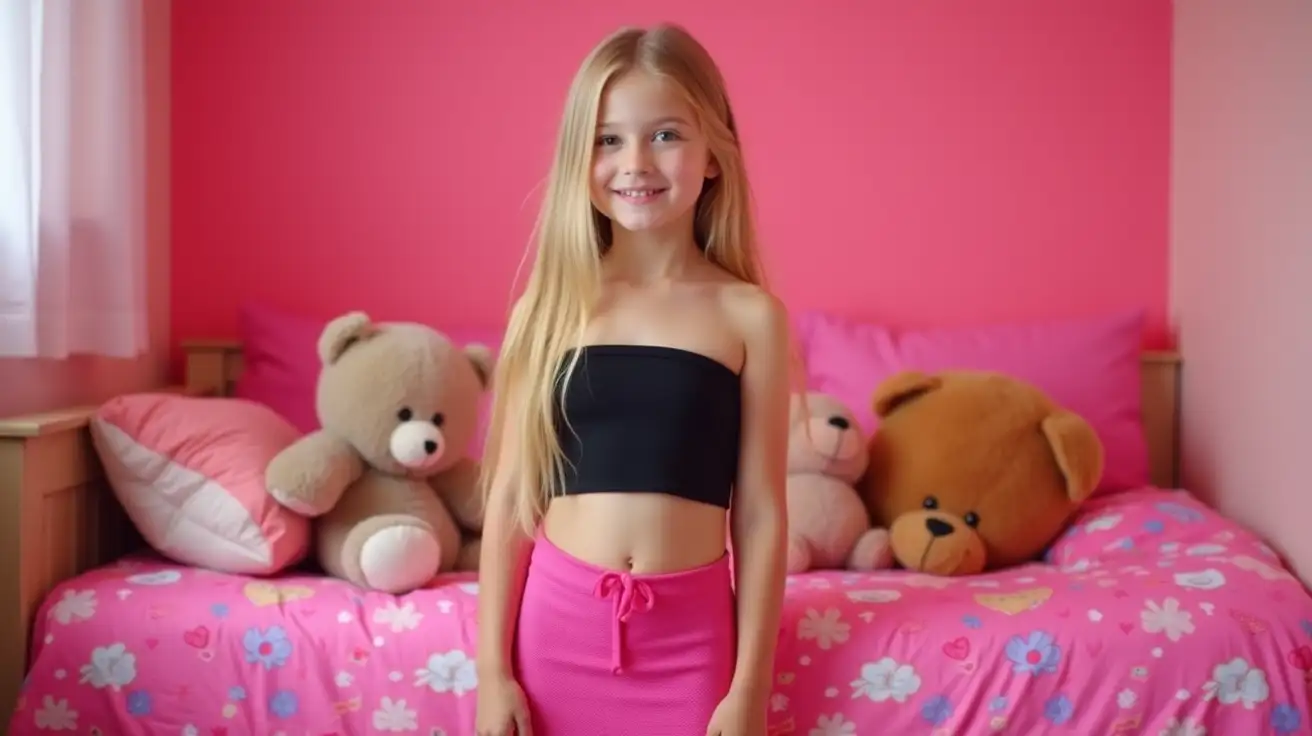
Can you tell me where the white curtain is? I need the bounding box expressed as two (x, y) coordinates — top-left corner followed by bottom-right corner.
(0, 0), (149, 359)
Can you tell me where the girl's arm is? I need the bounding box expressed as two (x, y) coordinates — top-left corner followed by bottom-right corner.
(475, 406), (534, 680)
(726, 289), (792, 699)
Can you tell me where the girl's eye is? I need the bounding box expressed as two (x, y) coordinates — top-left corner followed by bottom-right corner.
(596, 135), (619, 147)
(653, 129), (679, 142)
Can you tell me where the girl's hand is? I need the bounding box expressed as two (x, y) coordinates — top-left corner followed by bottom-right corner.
(475, 671), (532, 736)
(705, 685), (766, 736)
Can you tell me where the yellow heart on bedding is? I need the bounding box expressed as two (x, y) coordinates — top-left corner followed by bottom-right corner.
(974, 587), (1053, 615)
(244, 581), (316, 606)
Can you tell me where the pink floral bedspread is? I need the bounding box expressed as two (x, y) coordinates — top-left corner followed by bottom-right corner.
(9, 487), (1312, 735)
(771, 487), (1312, 735)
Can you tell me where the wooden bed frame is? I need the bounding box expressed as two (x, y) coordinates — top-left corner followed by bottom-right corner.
(0, 341), (1183, 725)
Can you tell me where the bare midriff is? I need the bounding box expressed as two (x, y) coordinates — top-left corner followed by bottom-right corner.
(542, 493), (729, 574)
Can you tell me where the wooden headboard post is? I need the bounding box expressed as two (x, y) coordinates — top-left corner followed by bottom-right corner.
(182, 339), (245, 397)
(1140, 350), (1183, 490)
(0, 342), (1182, 728)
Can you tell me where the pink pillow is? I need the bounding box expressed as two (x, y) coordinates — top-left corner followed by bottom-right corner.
(234, 303), (501, 458)
(798, 309), (1150, 495)
(89, 393), (311, 574)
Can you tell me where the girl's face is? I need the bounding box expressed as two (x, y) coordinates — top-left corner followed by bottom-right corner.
(589, 71), (719, 238)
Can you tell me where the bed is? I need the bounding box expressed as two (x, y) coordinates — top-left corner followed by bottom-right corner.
(2, 341), (1310, 734)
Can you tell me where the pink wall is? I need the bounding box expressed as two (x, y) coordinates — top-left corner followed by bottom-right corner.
(1170, 1), (1312, 581)
(0, 1), (172, 418)
(169, 1), (1172, 362)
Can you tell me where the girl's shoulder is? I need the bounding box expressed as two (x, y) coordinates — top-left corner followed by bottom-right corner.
(714, 281), (789, 350)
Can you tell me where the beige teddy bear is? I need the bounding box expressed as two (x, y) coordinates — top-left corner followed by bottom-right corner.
(786, 392), (893, 574)
(265, 311), (492, 593)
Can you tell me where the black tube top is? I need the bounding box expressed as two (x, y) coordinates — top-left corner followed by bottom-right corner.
(553, 344), (742, 509)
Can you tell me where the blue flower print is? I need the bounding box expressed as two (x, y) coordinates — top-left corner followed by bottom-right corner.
(243, 626), (292, 670)
(1301, 620), (1312, 637)
(126, 689), (151, 716)
(920, 695), (952, 726)
(1154, 501), (1203, 523)
(228, 686), (246, 701)
(269, 690), (298, 719)
(961, 615), (982, 629)
(210, 603), (229, 618)
(989, 696), (1008, 713)
(1005, 631), (1062, 675)
(1043, 693), (1074, 725)
(1142, 519), (1165, 534)
(1272, 703), (1302, 734)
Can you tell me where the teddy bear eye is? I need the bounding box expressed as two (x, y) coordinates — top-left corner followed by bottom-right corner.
(964, 512), (980, 528)
(397, 407), (413, 422)
(922, 496), (938, 510)
(431, 413), (444, 427)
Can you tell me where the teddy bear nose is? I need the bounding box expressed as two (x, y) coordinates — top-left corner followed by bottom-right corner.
(925, 517), (955, 538)
(827, 416), (849, 430)
(424, 440), (438, 454)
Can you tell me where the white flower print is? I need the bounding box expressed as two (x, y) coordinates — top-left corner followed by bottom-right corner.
(850, 657), (921, 703)
(181, 725), (198, 736)
(1062, 558), (1094, 574)
(335, 671), (353, 688)
(810, 713), (857, 736)
(770, 693), (789, 712)
(1085, 513), (1122, 532)
(1141, 598), (1195, 641)
(78, 643), (136, 690)
(33, 696), (77, 731)
(1174, 569), (1226, 591)
(371, 697), (418, 732)
(845, 589), (901, 603)
(50, 590), (96, 625)
(798, 608), (850, 650)
(373, 601), (423, 633)
(414, 650), (477, 695)
(125, 570), (181, 585)
(1117, 689), (1136, 709)
(1202, 657), (1269, 709)
(1159, 717), (1207, 735)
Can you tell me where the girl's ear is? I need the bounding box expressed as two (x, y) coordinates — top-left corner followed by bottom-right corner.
(705, 156), (721, 179)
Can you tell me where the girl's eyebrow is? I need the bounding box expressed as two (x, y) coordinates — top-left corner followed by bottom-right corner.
(597, 115), (693, 130)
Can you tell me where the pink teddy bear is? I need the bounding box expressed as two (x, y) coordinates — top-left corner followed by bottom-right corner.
(785, 392), (893, 573)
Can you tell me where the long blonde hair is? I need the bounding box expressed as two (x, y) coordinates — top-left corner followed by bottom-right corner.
(480, 24), (771, 535)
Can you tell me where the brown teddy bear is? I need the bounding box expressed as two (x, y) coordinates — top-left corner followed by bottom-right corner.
(785, 392), (893, 573)
(857, 370), (1104, 577)
(265, 311), (492, 593)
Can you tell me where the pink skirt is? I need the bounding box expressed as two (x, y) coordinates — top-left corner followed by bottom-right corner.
(513, 532), (737, 735)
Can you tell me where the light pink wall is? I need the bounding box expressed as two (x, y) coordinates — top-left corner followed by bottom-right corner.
(1170, 1), (1312, 581)
(169, 1), (1173, 365)
(0, 1), (172, 418)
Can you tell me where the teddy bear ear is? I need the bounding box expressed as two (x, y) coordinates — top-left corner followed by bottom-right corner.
(1040, 410), (1105, 503)
(463, 343), (495, 389)
(317, 311), (377, 366)
(871, 371), (941, 418)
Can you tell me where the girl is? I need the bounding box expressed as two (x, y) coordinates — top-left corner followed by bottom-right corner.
(475, 23), (790, 736)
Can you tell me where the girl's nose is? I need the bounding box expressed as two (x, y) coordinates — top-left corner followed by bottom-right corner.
(623, 143), (652, 175)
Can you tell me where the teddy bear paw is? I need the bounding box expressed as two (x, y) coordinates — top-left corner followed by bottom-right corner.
(848, 528), (895, 571)
(786, 536), (813, 574)
(269, 488), (326, 517)
(357, 525), (442, 593)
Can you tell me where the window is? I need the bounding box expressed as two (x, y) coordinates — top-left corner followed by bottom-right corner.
(0, 0), (149, 359)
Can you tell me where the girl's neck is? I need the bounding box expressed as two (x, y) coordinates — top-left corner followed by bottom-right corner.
(604, 226), (702, 285)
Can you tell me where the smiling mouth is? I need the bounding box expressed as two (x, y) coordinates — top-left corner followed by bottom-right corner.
(614, 188), (667, 201)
